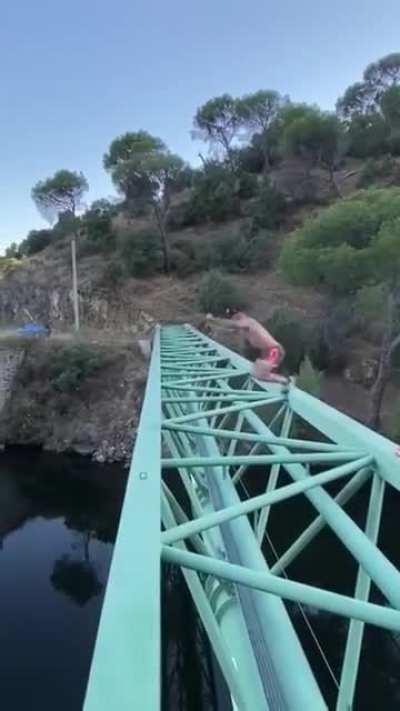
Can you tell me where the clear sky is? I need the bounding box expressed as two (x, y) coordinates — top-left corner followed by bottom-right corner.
(1, 0), (400, 252)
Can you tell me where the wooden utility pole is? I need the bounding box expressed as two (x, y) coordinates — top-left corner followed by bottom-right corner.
(71, 235), (80, 331)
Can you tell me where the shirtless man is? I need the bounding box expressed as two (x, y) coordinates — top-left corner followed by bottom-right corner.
(206, 308), (288, 384)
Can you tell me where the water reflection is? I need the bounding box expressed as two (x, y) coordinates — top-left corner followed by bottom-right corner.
(0, 449), (220, 711)
(0, 448), (126, 711)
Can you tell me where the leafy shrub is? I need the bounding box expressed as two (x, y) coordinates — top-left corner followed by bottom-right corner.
(166, 201), (193, 231)
(347, 114), (389, 159)
(185, 163), (239, 224)
(4, 243), (21, 259)
(49, 343), (105, 393)
(118, 230), (162, 277)
(210, 230), (270, 272)
(237, 172), (259, 199)
(280, 188), (400, 294)
(82, 200), (116, 251)
(52, 212), (80, 239)
(198, 270), (248, 315)
(232, 143), (265, 174)
(316, 301), (354, 372)
(19, 229), (53, 256)
(251, 179), (287, 230)
(297, 356), (323, 398)
(169, 248), (195, 277)
(265, 308), (307, 372)
(357, 156), (396, 187)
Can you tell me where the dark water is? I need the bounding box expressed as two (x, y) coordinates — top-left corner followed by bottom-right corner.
(0, 448), (218, 711)
(246, 464), (400, 710)
(2, 447), (399, 710)
(0, 448), (127, 711)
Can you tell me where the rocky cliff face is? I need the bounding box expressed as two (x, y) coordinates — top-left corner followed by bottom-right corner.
(0, 339), (148, 463)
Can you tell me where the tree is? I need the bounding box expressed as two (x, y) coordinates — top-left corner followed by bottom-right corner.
(193, 94), (241, 165)
(337, 54), (400, 122)
(280, 188), (400, 428)
(81, 199), (118, 251)
(19, 229), (53, 256)
(236, 90), (288, 169)
(381, 85), (400, 152)
(336, 82), (376, 119)
(346, 113), (388, 158)
(280, 106), (345, 196)
(31, 169), (88, 223)
(103, 131), (165, 209)
(5, 242), (20, 258)
(104, 131), (189, 271)
(31, 169), (88, 331)
(364, 53), (400, 94)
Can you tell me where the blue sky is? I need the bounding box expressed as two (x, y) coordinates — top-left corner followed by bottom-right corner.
(1, 0), (400, 251)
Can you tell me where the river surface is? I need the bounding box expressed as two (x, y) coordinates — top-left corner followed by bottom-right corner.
(0, 448), (217, 711)
(1, 448), (399, 710)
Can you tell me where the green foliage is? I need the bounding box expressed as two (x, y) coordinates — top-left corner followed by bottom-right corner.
(237, 171), (259, 199)
(103, 131), (165, 172)
(232, 143), (265, 174)
(193, 95), (241, 157)
(52, 211), (81, 239)
(251, 179), (287, 230)
(280, 105), (345, 171)
(4, 242), (20, 258)
(280, 188), (400, 294)
(186, 163), (239, 223)
(347, 114), (388, 158)
(237, 90), (286, 133)
(265, 308), (307, 373)
(104, 130), (188, 271)
(355, 284), (387, 320)
(210, 230), (270, 272)
(337, 54), (400, 120)
(118, 229), (162, 277)
(49, 343), (105, 393)
(81, 200), (117, 251)
(19, 229), (53, 256)
(32, 170), (88, 223)
(308, 304), (353, 373)
(297, 356), (323, 397)
(336, 82), (375, 119)
(364, 53), (400, 93)
(357, 156), (395, 187)
(198, 270), (248, 315)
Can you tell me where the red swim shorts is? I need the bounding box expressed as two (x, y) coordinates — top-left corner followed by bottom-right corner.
(264, 346), (281, 368)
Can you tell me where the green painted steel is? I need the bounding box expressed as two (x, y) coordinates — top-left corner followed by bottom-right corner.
(162, 456), (372, 545)
(84, 323), (400, 711)
(336, 473), (386, 710)
(84, 327), (161, 711)
(161, 546), (400, 632)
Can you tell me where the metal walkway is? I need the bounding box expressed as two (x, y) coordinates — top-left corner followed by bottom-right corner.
(84, 324), (400, 710)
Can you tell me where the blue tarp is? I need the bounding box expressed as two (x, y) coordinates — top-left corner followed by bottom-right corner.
(16, 323), (49, 336)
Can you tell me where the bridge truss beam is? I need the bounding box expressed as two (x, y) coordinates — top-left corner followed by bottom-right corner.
(84, 324), (400, 711)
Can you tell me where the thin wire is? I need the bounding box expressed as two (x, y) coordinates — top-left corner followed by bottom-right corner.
(238, 476), (340, 692)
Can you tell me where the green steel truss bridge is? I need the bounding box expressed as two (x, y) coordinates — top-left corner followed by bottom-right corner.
(84, 324), (400, 711)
